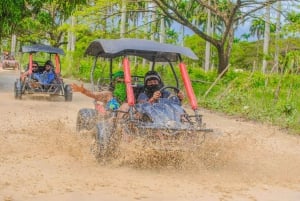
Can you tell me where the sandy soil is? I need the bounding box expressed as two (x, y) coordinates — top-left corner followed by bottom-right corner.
(0, 69), (299, 201)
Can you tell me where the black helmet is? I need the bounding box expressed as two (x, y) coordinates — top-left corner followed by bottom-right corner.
(144, 71), (163, 94)
(144, 71), (162, 86)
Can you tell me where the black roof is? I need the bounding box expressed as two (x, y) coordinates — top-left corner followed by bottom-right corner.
(84, 38), (198, 62)
(21, 44), (65, 55)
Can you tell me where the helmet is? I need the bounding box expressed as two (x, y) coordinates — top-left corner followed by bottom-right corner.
(144, 71), (163, 94)
(144, 71), (162, 86)
(112, 71), (124, 80)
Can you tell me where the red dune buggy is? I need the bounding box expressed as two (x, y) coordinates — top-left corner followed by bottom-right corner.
(14, 44), (72, 101)
(76, 38), (212, 159)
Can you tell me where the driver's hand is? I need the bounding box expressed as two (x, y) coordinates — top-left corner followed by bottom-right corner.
(177, 91), (184, 101)
(152, 90), (161, 101)
(71, 83), (84, 93)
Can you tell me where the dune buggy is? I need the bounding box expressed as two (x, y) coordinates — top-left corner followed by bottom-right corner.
(1, 53), (19, 70)
(14, 44), (72, 101)
(77, 38), (212, 159)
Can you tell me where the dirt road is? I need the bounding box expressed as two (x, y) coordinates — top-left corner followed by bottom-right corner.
(0, 70), (299, 201)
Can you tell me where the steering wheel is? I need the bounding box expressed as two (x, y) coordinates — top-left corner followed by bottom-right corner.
(160, 86), (180, 99)
(159, 86), (180, 94)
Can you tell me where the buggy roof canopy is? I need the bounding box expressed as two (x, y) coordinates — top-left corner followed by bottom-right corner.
(84, 38), (198, 62)
(21, 44), (65, 55)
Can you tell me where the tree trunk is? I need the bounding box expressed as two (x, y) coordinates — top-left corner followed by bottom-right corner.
(273, 1), (281, 73)
(217, 46), (229, 75)
(150, 2), (157, 70)
(120, 0), (126, 38)
(142, 2), (149, 68)
(204, 0), (211, 71)
(262, 4), (270, 73)
(11, 34), (16, 56)
(67, 16), (76, 51)
(181, 24), (185, 46)
(160, 17), (165, 43)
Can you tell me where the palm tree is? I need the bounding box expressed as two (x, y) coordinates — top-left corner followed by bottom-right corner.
(250, 18), (265, 40)
(262, 3), (271, 74)
(240, 33), (250, 41)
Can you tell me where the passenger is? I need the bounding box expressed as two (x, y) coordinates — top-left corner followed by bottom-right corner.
(137, 70), (184, 105)
(35, 60), (56, 85)
(71, 71), (127, 112)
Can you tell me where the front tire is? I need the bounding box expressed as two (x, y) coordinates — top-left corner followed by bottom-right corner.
(76, 108), (98, 132)
(94, 120), (120, 161)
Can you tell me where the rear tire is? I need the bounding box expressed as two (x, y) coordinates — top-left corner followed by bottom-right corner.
(76, 108), (98, 132)
(64, 84), (73, 102)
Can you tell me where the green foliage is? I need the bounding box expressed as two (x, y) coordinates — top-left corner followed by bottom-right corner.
(193, 69), (300, 134)
(184, 35), (206, 67)
(0, 0), (26, 38)
(231, 37), (300, 73)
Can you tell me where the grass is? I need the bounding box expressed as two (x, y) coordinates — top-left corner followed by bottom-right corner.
(195, 70), (300, 134)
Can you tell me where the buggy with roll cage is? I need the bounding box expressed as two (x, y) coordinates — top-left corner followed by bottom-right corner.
(1, 52), (20, 70)
(76, 38), (213, 159)
(14, 44), (73, 101)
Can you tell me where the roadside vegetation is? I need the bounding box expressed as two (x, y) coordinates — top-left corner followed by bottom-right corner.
(193, 69), (300, 134)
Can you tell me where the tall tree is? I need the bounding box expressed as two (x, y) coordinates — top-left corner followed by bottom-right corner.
(262, 3), (271, 73)
(67, 16), (76, 51)
(120, 0), (127, 38)
(273, 1), (282, 73)
(153, 0), (284, 75)
(204, 0), (212, 71)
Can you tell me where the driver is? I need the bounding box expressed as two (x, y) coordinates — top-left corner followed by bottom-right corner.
(21, 61), (40, 82)
(137, 71), (184, 104)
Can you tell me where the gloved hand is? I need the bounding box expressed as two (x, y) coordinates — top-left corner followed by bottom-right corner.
(106, 98), (120, 111)
(177, 91), (184, 101)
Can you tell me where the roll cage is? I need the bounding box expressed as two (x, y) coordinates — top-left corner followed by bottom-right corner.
(85, 38), (202, 125)
(21, 44), (64, 75)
